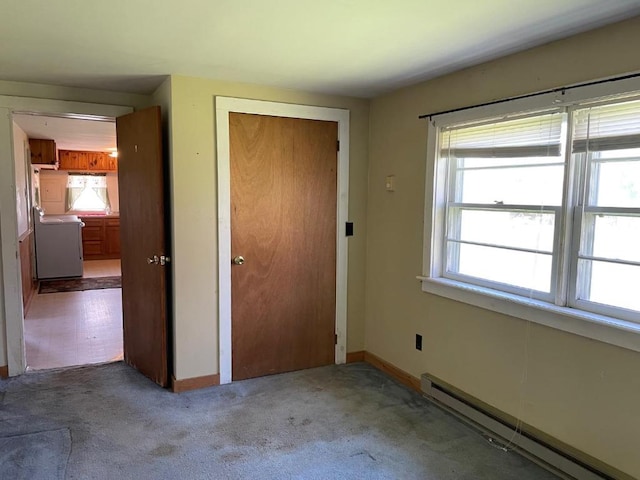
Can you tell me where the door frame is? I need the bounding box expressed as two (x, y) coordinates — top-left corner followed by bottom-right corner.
(0, 95), (132, 376)
(215, 97), (350, 385)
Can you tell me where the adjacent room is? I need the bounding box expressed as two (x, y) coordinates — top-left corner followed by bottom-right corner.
(1, 1), (639, 479)
(12, 114), (124, 371)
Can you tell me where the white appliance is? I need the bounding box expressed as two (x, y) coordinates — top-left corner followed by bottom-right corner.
(33, 207), (84, 279)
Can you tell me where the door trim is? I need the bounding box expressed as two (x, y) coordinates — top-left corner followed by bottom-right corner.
(215, 97), (350, 385)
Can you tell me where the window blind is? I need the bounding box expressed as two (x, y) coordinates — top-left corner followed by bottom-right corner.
(573, 98), (640, 152)
(441, 112), (565, 158)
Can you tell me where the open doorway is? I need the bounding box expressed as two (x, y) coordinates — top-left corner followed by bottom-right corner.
(12, 113), (124, 371)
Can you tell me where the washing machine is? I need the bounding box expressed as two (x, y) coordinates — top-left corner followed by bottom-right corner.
(33, 207), (85, 279)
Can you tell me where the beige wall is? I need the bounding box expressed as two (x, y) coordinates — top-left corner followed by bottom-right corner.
(0, 75), (369, 380)
(366, 16), (640, 478)
(168, 75), (369, 380)
(0, 80), (150, 110)
(1, 15), (638, 476)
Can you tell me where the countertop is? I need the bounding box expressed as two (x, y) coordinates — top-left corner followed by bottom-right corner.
(77, 214), (120, 219)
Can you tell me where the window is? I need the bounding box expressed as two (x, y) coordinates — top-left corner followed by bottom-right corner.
(440, 112), (565, 301)
(571, 100), (640, 319)
(423, 90), (640, 345)
(66, 174), (111, 213)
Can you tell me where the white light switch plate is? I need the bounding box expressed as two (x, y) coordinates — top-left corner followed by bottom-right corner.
(385, 175), (395, 191)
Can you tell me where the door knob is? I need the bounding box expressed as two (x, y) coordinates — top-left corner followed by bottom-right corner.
(147, 255), (170, 266)
(232, 255), (245, 265)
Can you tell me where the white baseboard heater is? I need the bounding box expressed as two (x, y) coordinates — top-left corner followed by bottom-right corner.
(420, 374), (612, 480)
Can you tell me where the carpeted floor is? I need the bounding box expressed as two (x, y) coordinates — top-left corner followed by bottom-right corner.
(38, 276), (121, 294)
(0, 429), (71, 480)
(0, 362), (559, 479)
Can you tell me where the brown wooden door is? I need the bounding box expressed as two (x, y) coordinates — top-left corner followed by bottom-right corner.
(230, 113), (337, 381)
(116, 106), (169, 387)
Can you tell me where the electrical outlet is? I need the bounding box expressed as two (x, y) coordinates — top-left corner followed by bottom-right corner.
(415, 334), (422, 351)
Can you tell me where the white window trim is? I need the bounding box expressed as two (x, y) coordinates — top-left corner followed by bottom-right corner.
(420, 77), (640, 353)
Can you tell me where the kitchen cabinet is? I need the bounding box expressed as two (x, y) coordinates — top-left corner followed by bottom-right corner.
(29, 139), (57, 166)
(105, 219), (121, 256)
(59, 150), (117, 172)
(87, 152), (112, 170)
(80, 216), (120, 260)
(58, 150), (88, 170)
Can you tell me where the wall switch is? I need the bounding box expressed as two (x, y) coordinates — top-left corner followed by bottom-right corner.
(415, 334), (422, 351)
(385, 175), (395, 191)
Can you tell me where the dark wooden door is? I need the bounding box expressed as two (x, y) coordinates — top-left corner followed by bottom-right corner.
(116, 106), (169, 387)
(230, 113), (337, 381)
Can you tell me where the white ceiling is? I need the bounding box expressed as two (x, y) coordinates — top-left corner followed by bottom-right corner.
(13, 114), (116, 152)
(2, 1), (640, 98)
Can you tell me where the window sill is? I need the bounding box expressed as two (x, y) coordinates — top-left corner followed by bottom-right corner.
(417, 276), (640, 353)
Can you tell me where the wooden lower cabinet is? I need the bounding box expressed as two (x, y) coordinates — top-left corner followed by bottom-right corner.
(105, 219), (121, 256)
(19, 231), (37, 313)
(80, 216), (120, 260)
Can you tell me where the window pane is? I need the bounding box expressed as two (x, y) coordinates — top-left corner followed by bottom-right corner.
(453, 209), (555, 252)
(447, 243), (552, 293)
(589, 158), (640, 208)
(577, 259), (640, 312)
(590, 215), (640, 263)
(72, 187), (108, 211)
(456, 164), (564, 205)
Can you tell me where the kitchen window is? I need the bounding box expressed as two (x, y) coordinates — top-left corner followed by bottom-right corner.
(421, 87), (640, 350)
(66, 174), (111, 213)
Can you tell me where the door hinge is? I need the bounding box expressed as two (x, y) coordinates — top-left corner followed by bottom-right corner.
(337, 140), (340, 152)
(335, 333), (338, 345)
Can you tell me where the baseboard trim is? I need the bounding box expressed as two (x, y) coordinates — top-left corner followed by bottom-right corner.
(171, 373), (220, 393)
(0, 365), (8, 379)
(346, 351), (365, 363)
(363, 351), (421, 393)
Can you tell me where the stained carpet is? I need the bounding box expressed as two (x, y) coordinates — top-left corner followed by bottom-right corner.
(0, 429), (71, 480)
(38, 276), (121, 294)
(0, 362), (560, 479)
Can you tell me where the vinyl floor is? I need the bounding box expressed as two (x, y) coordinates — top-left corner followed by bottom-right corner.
(24, 260), (123, 371)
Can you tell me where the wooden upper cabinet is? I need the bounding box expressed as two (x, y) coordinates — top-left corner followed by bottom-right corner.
(59, 150), (88, 170)
(58, 150), (117, 172)
(29, 139), (57, 165)
(87, 152), (109, 170)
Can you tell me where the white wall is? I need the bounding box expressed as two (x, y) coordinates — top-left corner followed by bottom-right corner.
(39, 171), (67, 214)
(106, 173), (119, 213)
(12, 123), (29, 237)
